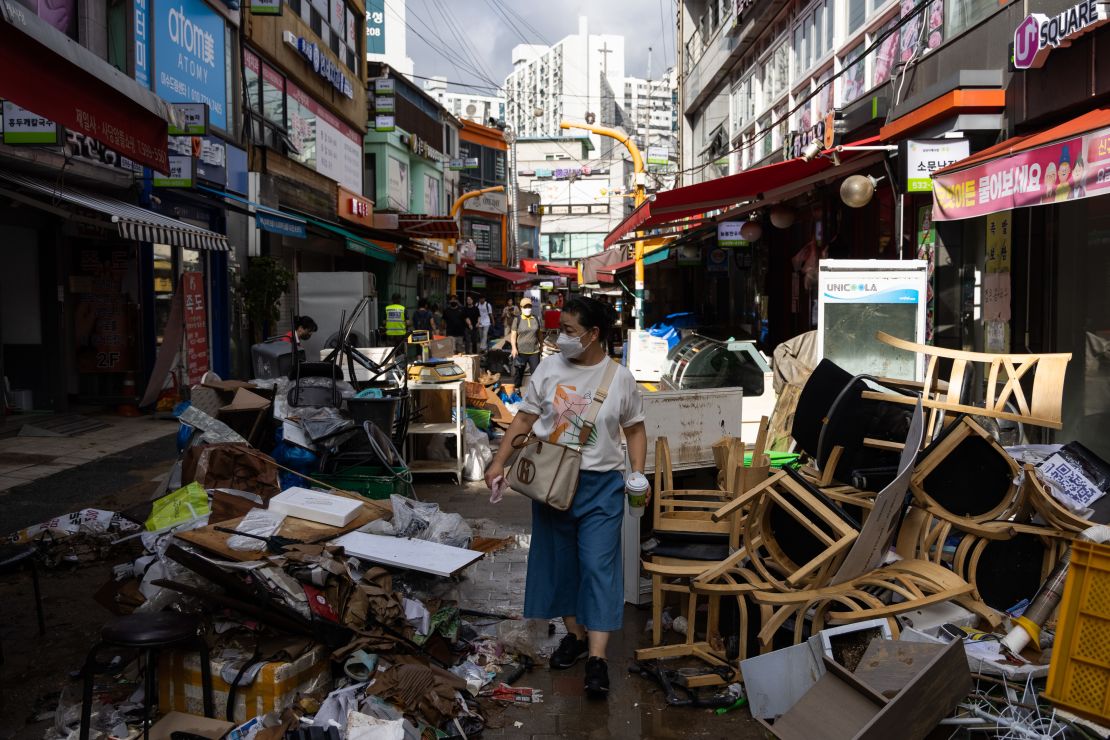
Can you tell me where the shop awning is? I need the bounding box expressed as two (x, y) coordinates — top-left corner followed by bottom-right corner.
(466, 262), (535, 285)
(520, 259), (579, 277)
(0, 170), (229, 250)
(932, 107), (1110, 221)
(285, 210), (397, 263)
(0, 0), (173, 172)
(597, 258), (634, 284)
(604, 136), (880, 248)
(397, 214), (460, 239)
(579, 247), (630, 284)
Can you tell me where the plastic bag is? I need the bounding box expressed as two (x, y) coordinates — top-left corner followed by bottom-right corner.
(463, 419), (492, 482)
(145, 482), (211, 532)
(423, 511), (472, 549)
(178, 405), (247, 444)
(227, 508), (286, 551)
(496, 619), (548, 660)
(390, 495), (440, 538)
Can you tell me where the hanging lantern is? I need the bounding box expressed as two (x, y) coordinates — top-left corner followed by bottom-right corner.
(769, 205), (796, 229)
(739, 220), (763, 242)
(840, 175), (879, 208)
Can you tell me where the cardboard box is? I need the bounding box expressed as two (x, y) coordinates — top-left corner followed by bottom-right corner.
(159, 646), (332, 722)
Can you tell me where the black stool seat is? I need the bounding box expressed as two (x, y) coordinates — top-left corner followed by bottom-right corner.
(101, 613), (199, 646)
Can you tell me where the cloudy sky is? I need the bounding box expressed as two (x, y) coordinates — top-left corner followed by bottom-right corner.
(403, 0), (677, 91)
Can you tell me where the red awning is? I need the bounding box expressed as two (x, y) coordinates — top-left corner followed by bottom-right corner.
(932, 107), (1110, 221)
(467, 262), (535, 285)
(0, 3), (173, 172)
(519, 259), (578, 277)
(604, 136), (880, 248)
(398, 214), (460, 239)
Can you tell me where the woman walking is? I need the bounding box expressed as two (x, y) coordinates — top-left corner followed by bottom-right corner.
(485, 297), (648, 698)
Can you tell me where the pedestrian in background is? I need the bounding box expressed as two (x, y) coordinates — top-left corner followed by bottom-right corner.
(463, 295), (481, 354)
(443, 295), (467, 353)
(510, 297), (542, 389)
(485, 296), (648, 699)
(411, 298), (436, 334)
(384, 295), (406, 341)
(476, 295), (493, 352)
(501, 298), (517, 332)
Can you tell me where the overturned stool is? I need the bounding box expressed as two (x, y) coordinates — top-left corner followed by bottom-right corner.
(80, 612), (213, 740)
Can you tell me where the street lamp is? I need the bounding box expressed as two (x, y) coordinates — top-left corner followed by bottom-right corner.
(559, 120), (647, 329)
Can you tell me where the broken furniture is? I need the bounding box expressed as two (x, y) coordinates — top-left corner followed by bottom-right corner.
(80, 612), (214, 740)
(404, 380), (464, 483)
(762, 638), (971, 740)
(0, 544), (45, 665)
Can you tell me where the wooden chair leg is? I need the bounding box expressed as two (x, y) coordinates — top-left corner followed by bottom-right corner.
(652, 574), (663, 646)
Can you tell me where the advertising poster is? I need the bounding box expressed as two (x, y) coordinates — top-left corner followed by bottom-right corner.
(154, 0), (227, 129)
(817, 259), (929, 380)
(73, 247), (134, 374)
(366, 0), (385, 54)
(934, 124), (1110, 220)
(387, 156), (409, 210)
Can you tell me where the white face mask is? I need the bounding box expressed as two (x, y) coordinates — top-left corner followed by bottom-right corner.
(556, 332), (593, 359)
(521, 307), (533, 317)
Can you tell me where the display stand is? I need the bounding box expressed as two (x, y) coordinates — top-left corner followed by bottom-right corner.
(404, 381), (464, 483)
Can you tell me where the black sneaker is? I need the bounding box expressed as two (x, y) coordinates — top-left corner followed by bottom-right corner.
(584, 656), (609, 698)
(549, 633), (588, 669)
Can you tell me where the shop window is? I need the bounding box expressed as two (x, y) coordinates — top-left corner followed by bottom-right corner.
(244, 51), (262, 114)
(872, 17), (899, 88)
(287, 84), (317, 169)
(262, 64), (285, 126)
(839, 45), (865, 104)
(945, 0), (993, 39)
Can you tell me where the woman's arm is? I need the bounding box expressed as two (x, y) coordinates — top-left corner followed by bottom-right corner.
(624, 422), (649, 495)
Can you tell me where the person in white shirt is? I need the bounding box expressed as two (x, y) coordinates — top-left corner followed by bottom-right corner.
(485, 297), (648, 699)
(475, 295), (493, 353)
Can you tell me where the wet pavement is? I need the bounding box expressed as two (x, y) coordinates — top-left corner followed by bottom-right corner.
(418, 480), (765, 739)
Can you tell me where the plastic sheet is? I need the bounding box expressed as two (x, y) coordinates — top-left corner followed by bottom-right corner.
(178, 405), (247, 444)
(227, 508), (286, 551)
(388, 495), (472, 548)
(462, 419), (492, 482)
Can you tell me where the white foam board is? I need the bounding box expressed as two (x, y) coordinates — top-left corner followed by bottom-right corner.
(331, 532), (483, 577)
(267, 487), (363, 527)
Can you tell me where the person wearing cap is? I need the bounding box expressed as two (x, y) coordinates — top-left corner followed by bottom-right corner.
(510, 297), (543, 388)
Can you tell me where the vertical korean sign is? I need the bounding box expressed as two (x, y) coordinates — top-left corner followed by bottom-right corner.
(154, 0), (228, 130)
(134, 0), (150, 87)
(182, 272), (210, 385)
(366, 0), (385, 54)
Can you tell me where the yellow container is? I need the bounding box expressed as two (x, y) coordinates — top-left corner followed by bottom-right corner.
(158, 646), (332, 722)
(1045, 540), (1110, 724)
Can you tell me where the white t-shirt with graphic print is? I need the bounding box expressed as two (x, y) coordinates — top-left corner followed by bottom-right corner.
(518, 354), (645, 472)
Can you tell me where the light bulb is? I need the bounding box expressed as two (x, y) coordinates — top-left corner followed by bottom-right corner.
(769, 205), (795, 229)
(739, 221), (763, 241)
(841, 175), (877, 208)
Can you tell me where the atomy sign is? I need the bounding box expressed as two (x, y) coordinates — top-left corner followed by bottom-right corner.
(1013, 0), (1110, 70)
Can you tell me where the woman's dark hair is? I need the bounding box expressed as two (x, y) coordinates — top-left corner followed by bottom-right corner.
(294, 315), (318, 332)
(562, 297), (616, 342)
(418, 298), (429, 309)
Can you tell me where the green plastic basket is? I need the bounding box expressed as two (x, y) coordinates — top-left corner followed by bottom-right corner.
(315, 465), (413, 500)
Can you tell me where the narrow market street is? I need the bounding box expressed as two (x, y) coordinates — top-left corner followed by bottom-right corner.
(1, 448), (763, 740)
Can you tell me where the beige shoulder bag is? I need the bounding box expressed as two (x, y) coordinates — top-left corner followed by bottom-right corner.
(506, 360), (619, 511)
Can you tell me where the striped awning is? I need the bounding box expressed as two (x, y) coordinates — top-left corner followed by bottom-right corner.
(0, 170), (230, 251)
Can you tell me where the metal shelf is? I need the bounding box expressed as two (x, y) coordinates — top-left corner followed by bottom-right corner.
(404, 380), (464, 483)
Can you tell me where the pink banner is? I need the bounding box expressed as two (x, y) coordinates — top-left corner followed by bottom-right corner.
(932, 124), (1110, 220)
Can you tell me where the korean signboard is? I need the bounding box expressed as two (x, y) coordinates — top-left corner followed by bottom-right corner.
(902, 138), (969, 192)
(285, 81), (364, 194)
(717, 221), (749, 248)
(153, 0), (227, 130)
(134, 0), (150, 86)
(647, 146), (669, 167)
(250, 0), (282, 14)
(338, 185), (375, 228)
(366, 0), (385, 54)
(1, 100), (60, 144)
(933, 124), (1110, 221)
(167, 103), (209, 136)
(182, 272), (209, 385)
(1013, 0), (1109, 70)
(293, 36), (354, 99)
(152, 154), (196, 187)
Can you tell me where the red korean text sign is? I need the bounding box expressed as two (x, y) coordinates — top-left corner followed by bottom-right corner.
(182, 272), (209, 385)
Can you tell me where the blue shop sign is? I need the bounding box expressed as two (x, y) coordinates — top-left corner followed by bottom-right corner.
(295, 37), (354, 98)
(154, 0), (228, 130)
(256, 211), (307, 239)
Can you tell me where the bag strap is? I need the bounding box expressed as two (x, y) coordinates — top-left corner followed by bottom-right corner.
(577, 360), (620, 445)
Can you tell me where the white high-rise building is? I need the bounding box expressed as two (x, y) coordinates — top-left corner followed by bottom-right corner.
(504, 17), (626, 152)
(622, 68), (678, 156)
(366, 0), (414, 78)
(422, 77), (506, 126)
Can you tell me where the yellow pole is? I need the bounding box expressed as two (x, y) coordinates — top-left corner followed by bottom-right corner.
(559, 121), (646, 328)
(449, 186), (505, 294)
